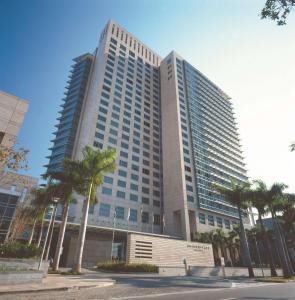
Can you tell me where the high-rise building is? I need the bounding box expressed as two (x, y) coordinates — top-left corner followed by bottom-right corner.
(47, 20), (249, 258)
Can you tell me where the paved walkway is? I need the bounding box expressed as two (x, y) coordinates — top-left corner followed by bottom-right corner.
(0, 273), (115, 295)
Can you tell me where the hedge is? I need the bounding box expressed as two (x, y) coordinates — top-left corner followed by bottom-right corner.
(97, 261), (158, 273)
(0, 241), (41, 259)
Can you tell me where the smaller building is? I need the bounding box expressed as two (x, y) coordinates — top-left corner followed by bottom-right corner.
(0, 172), (38, 242)
(0, 91), (29, 149)
(58, 224), (214, 268)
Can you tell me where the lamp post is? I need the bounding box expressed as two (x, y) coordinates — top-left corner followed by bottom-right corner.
(38, 198), (59, 270)
(111, 210), (116, 260)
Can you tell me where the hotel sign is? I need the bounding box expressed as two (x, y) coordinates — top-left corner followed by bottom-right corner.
(187, 244), (211, 252)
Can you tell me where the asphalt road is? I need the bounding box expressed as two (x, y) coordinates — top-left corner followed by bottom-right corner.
(113, 282), (295, 300)
(0, 275), (294, 300)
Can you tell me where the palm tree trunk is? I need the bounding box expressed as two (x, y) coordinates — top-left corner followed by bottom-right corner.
(73, 181), (93, 273)
(52, 202), (69, 271)
(27, 219), (37, 245)
(258, 214), (277, 276)
(238, 207), (254, 277)
(272, 216), (294, 277)
(36, 210), (45, 248)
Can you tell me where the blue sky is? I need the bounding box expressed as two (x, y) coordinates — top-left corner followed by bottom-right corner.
(1, 0), (295, 191)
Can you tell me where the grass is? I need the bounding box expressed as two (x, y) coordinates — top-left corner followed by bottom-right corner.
(97, 261), (158, 273)
(0, 266), (29, 273)
(255, 276), (295, 283)
(48, 269), (84, 276)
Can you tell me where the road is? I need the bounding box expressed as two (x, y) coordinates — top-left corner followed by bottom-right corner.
(0, 274), (294, 300)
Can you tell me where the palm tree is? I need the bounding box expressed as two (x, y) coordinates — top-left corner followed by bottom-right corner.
(194, 231), (219, 263)
(214, 179), (254, 277)
(248, 180), (278, 276)
(71, 146), (117, 273)
(213, 229), (228, 264)
(44, 161), (79, 271)
(225, 229), (239, 266)
(31, 187), (54, 247)
(263, 182), (295, 277)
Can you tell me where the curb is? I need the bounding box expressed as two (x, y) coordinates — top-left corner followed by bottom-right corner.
(0, 281), (115, 295)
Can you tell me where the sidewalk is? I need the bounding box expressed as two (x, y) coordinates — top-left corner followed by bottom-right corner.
(0, 273), (115, 295)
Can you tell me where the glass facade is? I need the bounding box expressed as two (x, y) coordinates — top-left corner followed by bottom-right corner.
(180, 59), (248, 218)
(46, 53), (94, 172)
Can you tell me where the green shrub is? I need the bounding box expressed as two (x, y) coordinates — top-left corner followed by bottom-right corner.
(0, 241), (41, 259)
(97, 261), (158, 273)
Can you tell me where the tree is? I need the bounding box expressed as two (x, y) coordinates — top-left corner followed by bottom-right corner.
(71, 146), (117, 273)
(248, 180), (278, 276)
(213, 229), (228, 264)
(263, 182), (295, 277)
(0, 145), (29, 184)
(194, 231), (219, 263)
(225, 229), (240, 266)
(5, 205), (35, 242)
(261, 0), (295, 25)
(30, 186), (56, 247)
(214, 179), (254, 277)
(44, 161), (79, 271)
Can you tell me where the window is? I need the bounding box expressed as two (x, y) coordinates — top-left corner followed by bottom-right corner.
(142, 197), (149, 204)
(118, 170), (127, 177)
(110, 128), (118, 136)
(130, 194), (138, 201)
(142, 187), (149, 194)
(130, 183), (138, 191)
(88, 205), (95, 214)
(96, 123), (105, 130)
(224, 219), (231, 229)
(217, 217), (223, 228)
(119, 160), (128, 168)
(108, 137), (117, 145)
(187, 195), (194, 202)
(99, 203), (110, 217)
(120, 150), (128, 158)
(131, 174), (139, 181)
(95, 132), (104, 140)
(118, 180), (126, 188)
(153, 214), (160, 225)
(142, 212), (149, 223)
(102, 187), (112, 196)
(199, 213), (206, 224)
(129, 209), (137, 222)
(115, 207), (124, 219)
(117, 191), (125, 199)
(104, 176), (113, 184)
(208, 215), (215, 226)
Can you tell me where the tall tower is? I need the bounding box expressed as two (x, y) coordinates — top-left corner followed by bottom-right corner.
(47, 20), (248, 242)
(161, 52), (248, 239)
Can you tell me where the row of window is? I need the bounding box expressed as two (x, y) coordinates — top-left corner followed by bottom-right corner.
(89, 202), (161, 224)
(198, 212), (238, 229)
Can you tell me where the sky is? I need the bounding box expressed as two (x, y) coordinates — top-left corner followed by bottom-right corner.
(0, 0), (294, 192)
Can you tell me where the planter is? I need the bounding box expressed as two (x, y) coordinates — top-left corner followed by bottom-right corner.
(0, 258), (49, 277)
(0, 270), (43, 285)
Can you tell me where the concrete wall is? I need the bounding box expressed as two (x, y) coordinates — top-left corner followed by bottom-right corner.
(65, 231), (113, 267)
(189, 266), (283, 277)
(160, 52), (190, 241)
(126, 233), (214, 267)
(0, 270), (43, 285)
(0, 258), (49, 276)
(0, 91), (28, 149)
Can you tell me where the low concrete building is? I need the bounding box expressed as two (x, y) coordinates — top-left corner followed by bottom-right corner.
(55, 224), (214, 268)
